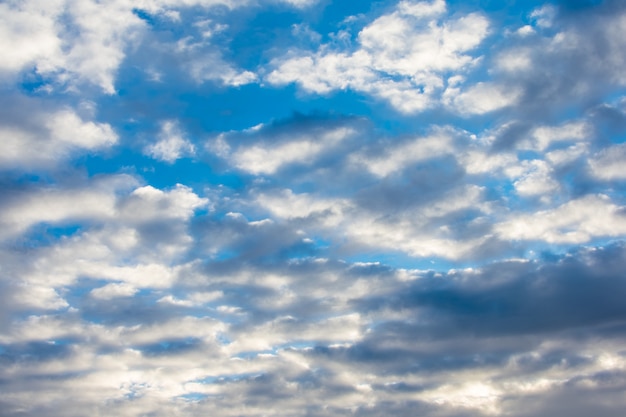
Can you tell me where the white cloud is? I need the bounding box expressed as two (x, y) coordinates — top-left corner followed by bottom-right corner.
(419, 381), (502, 414)
(226, 313), (363, 354)
(350, 129), (455, 177)
(0, 0), (146, 93)
(277, 0), (319, 7)
(0, 0), (65, 76)
(90, 282), (139, 300)
(495, 48), (533, 73)
(0, 175), (133, 239)
(119, 184), (209, 222)
(225, 126), (355, 175)
(446, 82), (522, 115)
(496, 194), (626, 244)
(0, 0), (316, 92)
(255, 185), (492, 260)
(13, 284), (69, 310)
(588, 143), (626, 180)
(187, 52), (258, 86)
(545, 142), (588, 165)
(0, 178), (208, 302)
(520, 121), (591, 151)
(513, 160), (560, 198)
(0, 108), (118, 169)
(397, 0), (446, 18)
(461, 150), (517, 175)
(4, 3), (626, 416)
(158, 291), (223, 307)
(256, 189), (350, 226)
(267, 0), (489, 113)
(144, 120), (195, 163)
(530, 5), (557, 29)
(342, 187), (491, 260)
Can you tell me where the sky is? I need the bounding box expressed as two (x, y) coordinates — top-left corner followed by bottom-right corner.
(1, 0), (626, 415)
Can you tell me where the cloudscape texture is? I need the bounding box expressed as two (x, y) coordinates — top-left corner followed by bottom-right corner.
(2, 0), (626, 416)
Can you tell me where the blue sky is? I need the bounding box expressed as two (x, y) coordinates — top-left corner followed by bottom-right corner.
(2, 0), (626, 416)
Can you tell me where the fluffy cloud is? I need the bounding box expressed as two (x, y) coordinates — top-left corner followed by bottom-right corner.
(349, 128), (456, 177)
(208, 120), (358, 175)
(496, 194), (626, 244)
(267, 0), (489, 113)
(0, 106), (118, 169)
(445, 82), (522, 115)
(588, 142), (626, 180)
(4, 245), (626, 416)
(0, 0), (313, 93)
(144, 120), (196, 163)
(0, 0), (145, 93)
(3, 1), (626, 417)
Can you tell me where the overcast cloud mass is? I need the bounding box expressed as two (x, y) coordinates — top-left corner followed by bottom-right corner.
(2, 0), (626, 416)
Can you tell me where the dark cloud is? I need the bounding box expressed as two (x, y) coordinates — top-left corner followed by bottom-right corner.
(354, 155), (466, 213)
(361, 243), (626, 337)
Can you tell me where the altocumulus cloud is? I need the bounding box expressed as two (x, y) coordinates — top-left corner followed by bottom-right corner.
(1, 0), (626, 416)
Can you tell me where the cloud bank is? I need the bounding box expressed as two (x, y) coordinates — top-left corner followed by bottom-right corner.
(1, 1), (626, 416)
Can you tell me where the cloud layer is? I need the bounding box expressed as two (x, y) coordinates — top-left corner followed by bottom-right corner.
(2, 1), (626, 416)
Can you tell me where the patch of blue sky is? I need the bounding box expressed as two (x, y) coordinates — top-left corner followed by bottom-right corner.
(232, 341), (317, 359)
(6, 223), (83, 251)
(194, 372), (265, 384)
(139, 337), (202, 356)
(343, 250), (456, 272)
(17, 69), (53, 95)
(178, 392), (210, 402)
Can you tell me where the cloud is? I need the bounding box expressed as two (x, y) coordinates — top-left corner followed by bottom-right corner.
(3, 1), (626, 416)
(0, 0), (145, 93)
(445, 82), (522, 115)
(230, 126), (354, 175)
(208, 117), (359, 175)
(144, 120), (195, 163)
(588, 142), (626, 180)
(90, 282), (139, 300)
(0, 175), (134, 239)
(519, 121), (591, 151)
(495, 194), (626, 244)
(0, 104), (118, 170)
(349, 128), (456, 177)
(0, 0), (313, 93)
(266, 0), (489, 113)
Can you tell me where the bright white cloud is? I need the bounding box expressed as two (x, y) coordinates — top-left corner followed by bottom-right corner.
(90, 282), (139, 300)
(255, 184), (492, 260)
(496, 194), (626, 244)
(0, 175), (133, 239)
(144, 120), (195, 163)
(588, 142), (626, 180)
(521, 121), (591, 151)
(0, 0), (145, 93)
(513, 160), (560, 198)
(495, 47), (533, 73)
(256, 189), (350, 226)
(446, 82), (522, 115)
(119, 184), (209, 222)
(267, 0), (489, 113)
(350, 129), (455, 177)
(0, 108), (118, 169)
(224, 126), (355, 175)
(0, 0), (311, 92)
